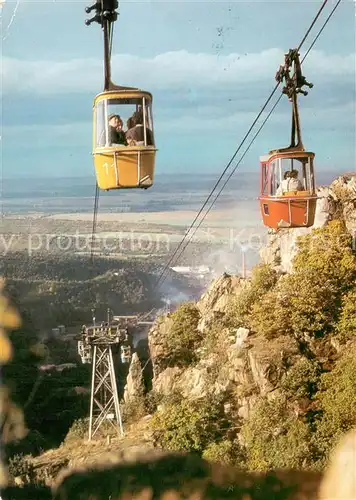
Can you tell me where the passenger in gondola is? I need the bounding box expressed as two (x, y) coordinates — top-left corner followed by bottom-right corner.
(290, 169), (303, 188)
(126, 111), (153, 146)
(276, 170), (303, 195)
(126, 116), (134, 135)
(108, 114), (128, 146)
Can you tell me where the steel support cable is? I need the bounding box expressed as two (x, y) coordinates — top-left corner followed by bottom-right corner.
(166, 97), (283, 274)
(153, 0), (330, 290)
(152, 85), (279, 290)
(88, 9), (114, 313)
(300, 0), (342, 63)
(89, 183), (100, 309)
(154, 0), (339, 290)
(91, 183), (100, 268)
(297, 0), (328, 51)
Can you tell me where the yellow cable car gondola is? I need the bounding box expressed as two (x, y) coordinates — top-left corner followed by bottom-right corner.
(85, 0), (157, 190)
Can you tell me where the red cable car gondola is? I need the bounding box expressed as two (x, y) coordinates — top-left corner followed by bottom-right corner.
(259, 49), (318, 230)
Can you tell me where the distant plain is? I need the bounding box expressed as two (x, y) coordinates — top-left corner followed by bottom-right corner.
(0, 170), (346, 273)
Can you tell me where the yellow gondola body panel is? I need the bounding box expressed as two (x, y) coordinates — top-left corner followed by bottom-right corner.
(93, 90), (157, 190)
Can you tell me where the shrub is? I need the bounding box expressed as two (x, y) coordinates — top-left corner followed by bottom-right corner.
(144, 390), (164, 415)
(150, 396), (230, 454)
(162, 302), (202, 366)
(200, 320), (231, 360)
(332, 184), (355, 205)
(226, 265), (278, 328)
(293, 220), (355, 279)
(63, 418), (88, 443)
(281, 358), (321, 399)
(249, 285), (292, 339)
(202, 439), (245, 467)
(242, 395), (312, 470)
(336, 288), (356, 343)
(312, 346), (356, 467)
(121, 396), (147, 423)
(288, 221), (356, 339)
(8, 453), (35, 480)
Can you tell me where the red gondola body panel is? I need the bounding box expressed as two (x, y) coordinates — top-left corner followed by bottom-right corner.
(259, 195), (317, 229)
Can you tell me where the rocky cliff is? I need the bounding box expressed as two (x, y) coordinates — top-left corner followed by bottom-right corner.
(127, 176), (356, 405)
(137, 172), (356, 475)
(148, 272), (299, 415)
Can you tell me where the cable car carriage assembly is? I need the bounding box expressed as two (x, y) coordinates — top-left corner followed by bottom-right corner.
(259, 49), (318, 230)
(86, 0), (157, 190)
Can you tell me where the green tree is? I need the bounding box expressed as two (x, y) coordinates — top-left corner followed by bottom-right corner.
(250, 221), (356, 340)
(289, 221), (356, 338)
(249, 283), (292, 339)
(162, 302), (202, 366)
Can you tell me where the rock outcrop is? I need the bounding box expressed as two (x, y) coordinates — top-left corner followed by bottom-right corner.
(260, 173), (356, 273)
(148, 274), (248, 381)
(148, 270), (300, 418)
(148, 315), (175, 378)
(196, 273), (248, 332)
(123, 353), (145, 403)
(150, 324), (298, 409)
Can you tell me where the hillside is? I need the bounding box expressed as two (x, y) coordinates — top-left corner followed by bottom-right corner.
(1, 173), (356, 499)
(1, 253), (202, 331)
(145, 174), (356, 471)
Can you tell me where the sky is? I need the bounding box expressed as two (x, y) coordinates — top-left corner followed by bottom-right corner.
(1, 0), (355, 181)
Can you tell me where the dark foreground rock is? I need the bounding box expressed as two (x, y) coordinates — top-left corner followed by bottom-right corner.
(52, 452), (322, 500)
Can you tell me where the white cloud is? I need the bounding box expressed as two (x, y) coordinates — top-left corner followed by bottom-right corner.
(157, 101), (355, 133)
(2, 121), (92, 149)
(1, 48), (354, 96)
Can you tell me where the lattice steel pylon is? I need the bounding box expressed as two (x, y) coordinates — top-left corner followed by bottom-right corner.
(88, 343), (123, 440)
(77, 312), (154, 441)
(78, 317), (130, 441)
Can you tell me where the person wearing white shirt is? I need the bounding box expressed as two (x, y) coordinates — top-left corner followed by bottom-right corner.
(276, 170), (303, 195)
